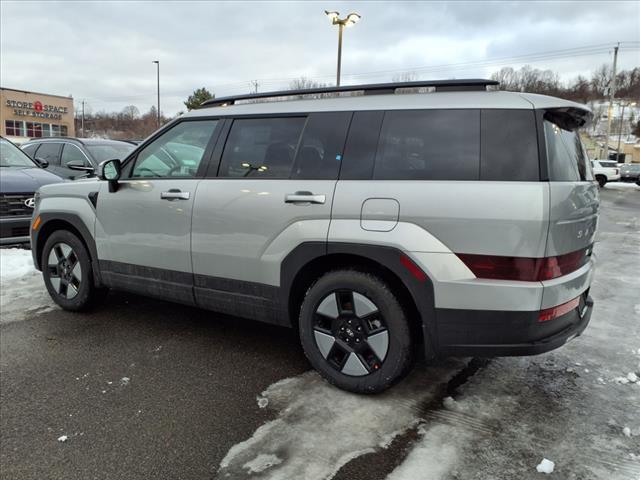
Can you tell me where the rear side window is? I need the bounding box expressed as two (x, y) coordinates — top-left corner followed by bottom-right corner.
(373, 110), (480, 180)
(291, 112), (351, 180)
(545, 120), (593, 181)
(481, 110), (539, 181)
(219, 117), (305, 178)
(34, 143), (62, 165)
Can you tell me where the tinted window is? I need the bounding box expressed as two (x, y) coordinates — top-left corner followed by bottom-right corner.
(291, 112), (351, 180)
(481, 110), (539, 181)
(22, 144), (38, 158)
(598, 161), (618, 168)
(61, 144), (90, 167)
(373, 110), (480, 180)
(340, 111), (384, 180)
(86, 143), (134, 162)
(34, 143), (62, 165)
(132, 120), (218, 178)
(219, 117), (305, 178)
(545, 120), (593, 181)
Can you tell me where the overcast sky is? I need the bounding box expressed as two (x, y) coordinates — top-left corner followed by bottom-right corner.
(1, 1), (638, 116)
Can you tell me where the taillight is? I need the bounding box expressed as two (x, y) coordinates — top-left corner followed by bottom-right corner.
(457, 247), (590, 282)
(538, 296), (580, 322)
(399, 254), (428, 282)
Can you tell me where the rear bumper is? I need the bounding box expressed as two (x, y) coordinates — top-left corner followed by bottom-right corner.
(0, 216), (31, 245)
(436, 295), (593, 357)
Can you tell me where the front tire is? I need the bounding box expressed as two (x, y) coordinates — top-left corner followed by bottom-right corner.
(299, 270), (413, 394)
(42, 230), (106, 311)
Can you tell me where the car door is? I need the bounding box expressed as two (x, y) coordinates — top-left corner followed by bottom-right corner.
(95, 118), (221, 304)
(59, 143), (93, 179)
(191, 112), (351, 322)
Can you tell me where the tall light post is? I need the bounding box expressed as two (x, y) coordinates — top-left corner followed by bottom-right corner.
(324, 10), (361, 87)
(152, 60), (160, 127)
(616, 101), (636, 162)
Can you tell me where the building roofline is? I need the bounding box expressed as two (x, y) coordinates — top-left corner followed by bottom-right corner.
(0, 87), (74, 101)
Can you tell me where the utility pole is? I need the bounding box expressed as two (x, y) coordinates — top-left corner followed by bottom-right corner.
(251, 80), (259, 93)
(604, 43), (619, 160)
(152, 60), (160, 128)
(81, 100), (85, 137)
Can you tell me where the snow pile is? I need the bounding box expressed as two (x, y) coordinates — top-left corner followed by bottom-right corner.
(0, 248), (55, 323)
(614, 372), (639, 384)
(217, 361), (466, 479)
(536, 458), (555, 474)
(386, 423), (471, 480)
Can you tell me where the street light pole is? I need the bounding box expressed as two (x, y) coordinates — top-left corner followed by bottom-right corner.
(152, 60), (160, 128)
(325, 11), (361, 87)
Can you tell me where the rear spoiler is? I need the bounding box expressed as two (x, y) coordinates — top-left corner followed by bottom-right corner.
(544, 107), (592, 131)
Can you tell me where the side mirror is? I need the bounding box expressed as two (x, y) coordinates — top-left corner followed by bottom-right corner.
(67, 162), (95, 175)
(35, 158), (49, 168)
(98, 159), (122, 192)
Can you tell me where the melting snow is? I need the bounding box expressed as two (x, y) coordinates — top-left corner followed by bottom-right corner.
(0, 248), (54, 323)
(217, 362), (466, 479)
(57, 435), (68, 442)
(536, 458), (555, 474)
(243, 453), (282, 474)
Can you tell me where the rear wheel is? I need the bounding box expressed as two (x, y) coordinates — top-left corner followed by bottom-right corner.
(42, 230), (106, 311)
(299, 270), (413, 393)
(596, 175), (607, 187)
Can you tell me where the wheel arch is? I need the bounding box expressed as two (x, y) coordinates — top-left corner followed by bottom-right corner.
(281, 242), (439, 360)
(33, 213), (102, 286)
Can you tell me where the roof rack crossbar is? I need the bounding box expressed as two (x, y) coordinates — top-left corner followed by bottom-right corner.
(200, 79), (499, 108)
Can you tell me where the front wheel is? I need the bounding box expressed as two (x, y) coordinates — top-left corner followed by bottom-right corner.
(42, 230), (106, 311)
(299, 270), (414, 393)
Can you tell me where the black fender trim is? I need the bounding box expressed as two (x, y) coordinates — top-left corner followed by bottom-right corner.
(32, 212), (102, 286)
(280, 241), (439, 360)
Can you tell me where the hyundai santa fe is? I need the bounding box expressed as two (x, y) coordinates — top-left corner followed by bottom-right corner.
(30, 79), (598, 393)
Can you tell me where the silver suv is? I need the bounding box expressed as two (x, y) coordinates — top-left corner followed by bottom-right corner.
(30, 80), (598, 393)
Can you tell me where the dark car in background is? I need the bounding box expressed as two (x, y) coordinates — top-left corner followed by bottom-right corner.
(619, 163), (640, 185)
(0, 137), (64, 245)
(21, 138), (135, 180)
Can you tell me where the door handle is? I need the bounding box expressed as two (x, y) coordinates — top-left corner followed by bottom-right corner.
(161, 189), (190, 200)
(285, 191), (326, 205)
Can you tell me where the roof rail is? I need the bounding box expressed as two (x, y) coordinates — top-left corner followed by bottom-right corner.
(200, 79), (499, 108)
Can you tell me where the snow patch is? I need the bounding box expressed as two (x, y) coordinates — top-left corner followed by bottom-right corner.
(623, 427), (632, 437)
(217, 361), (466, 479)
(242, 453), (282, 474)
(256, 396), (268, 409)
(536, 458), (555, 474)
(386, 424), (471, 480)
(627, 372), (638, 383)
(57, 435), (68, 442)
(0, 248), (54, 323)
(120, 377), (130, 386)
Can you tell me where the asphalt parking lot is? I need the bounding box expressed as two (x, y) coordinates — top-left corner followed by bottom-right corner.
(1, 184), (639, 480)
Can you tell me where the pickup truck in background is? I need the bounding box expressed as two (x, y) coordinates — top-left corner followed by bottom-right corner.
(591, 160), (620, 187)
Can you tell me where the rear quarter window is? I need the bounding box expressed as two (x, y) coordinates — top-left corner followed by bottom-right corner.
(373, 109), (480, 180)
(481, 110), (539, 181)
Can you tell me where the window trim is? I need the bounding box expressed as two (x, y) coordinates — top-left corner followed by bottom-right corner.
(123, 117), (224, 180)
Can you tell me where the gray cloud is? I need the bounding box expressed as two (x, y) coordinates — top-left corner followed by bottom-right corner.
(1, 1), (638, 116)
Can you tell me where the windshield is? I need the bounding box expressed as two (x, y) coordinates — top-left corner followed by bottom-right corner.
(86, 143), (134, 162)
(0, 138), (38, 168)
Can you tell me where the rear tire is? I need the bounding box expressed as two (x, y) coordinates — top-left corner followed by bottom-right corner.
(298, 270), (413, 394)
(596, 175), (607, 188)
(42, 230), (106, 311)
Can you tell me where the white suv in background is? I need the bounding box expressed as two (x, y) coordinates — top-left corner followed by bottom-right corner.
(591, 159), (620, 187)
